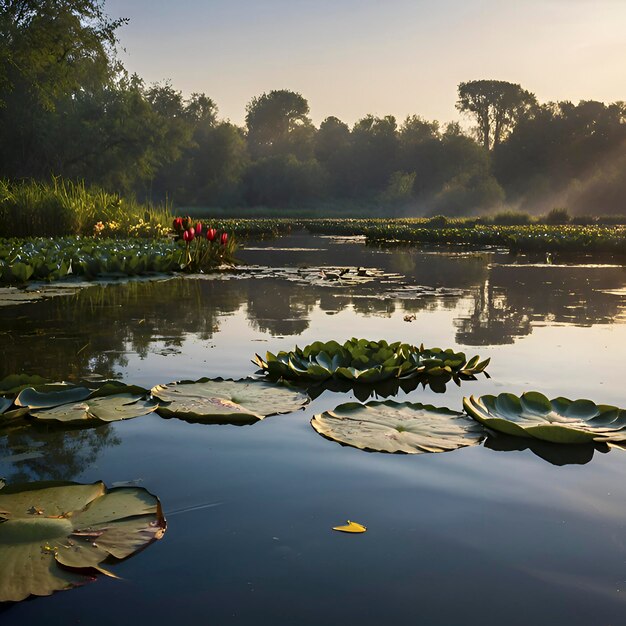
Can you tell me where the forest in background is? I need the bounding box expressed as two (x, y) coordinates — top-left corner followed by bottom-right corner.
(1, 1), (625, 216)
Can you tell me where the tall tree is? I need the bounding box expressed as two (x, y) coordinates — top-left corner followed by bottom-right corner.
(0, 0), (125, 177)
(245, 89), (313, 159)
(456, 80), (537, 150)
(0, 0), (124, 107)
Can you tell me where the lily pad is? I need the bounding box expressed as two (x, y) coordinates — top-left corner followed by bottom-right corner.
(311, 400), (485, 454)
(15, 385), (92, 410)
(464, 392), (626, 444)
(30, 394), (158, 425)
(0, 480), (166, 602)
(152, 378), (309, 424)
(254, 338), (489, 385)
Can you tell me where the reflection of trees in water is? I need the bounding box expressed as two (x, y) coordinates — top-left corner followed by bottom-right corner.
(0, 278), (245, 380)
(455, 280), (532, 345)
(0, 423), (120, 483)
(1, 256), (625, 382)
(456, 265), (626, 345)
(245, 279), (318, 335)
(387, 248), (489, 288)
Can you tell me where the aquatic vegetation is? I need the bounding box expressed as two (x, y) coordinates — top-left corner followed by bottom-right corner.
(152, 378), (309, 425)
(0, 233), (238, 284)
(253, 338), (490, 384)
(29, 394), (158, 425)
(172, 216), (236, 271)
(0, 237), (182, 283)
(1, 382), (156, 426)
(212, 218), (626, 253)
(0, 480), (166, 602)
(312, 400), (485, 454)
(464, 392), (626, 444)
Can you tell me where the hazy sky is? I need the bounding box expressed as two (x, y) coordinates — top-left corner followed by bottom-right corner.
(105, 0), (626, 126)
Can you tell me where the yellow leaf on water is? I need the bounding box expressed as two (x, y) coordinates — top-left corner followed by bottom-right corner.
(332, 520), (367, 533)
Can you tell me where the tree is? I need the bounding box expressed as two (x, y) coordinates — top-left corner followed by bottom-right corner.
(245, 89), (313, 159)
(0, 0), (125, 108)
(315, 116), (352, 197)
(0, 0), (125, 178)
(456, 80), (537, 150)
(349, 115), (399, 195)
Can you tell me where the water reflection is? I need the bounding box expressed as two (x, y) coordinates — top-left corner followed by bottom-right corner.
(455, 264), (626, 345)
(0, 422), (120, 482)
(484, 433), (611, 466)
(0, 235), (624, 384)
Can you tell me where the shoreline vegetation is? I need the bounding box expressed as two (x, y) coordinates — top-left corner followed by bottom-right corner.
(2, 4), (626, 220)
(2, 183), (626, 286)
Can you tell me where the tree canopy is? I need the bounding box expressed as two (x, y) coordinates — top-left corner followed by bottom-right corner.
(456, 80), (537, 150)
(0, 4), (623, 215)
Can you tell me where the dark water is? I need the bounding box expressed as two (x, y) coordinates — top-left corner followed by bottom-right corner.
(2, 233), (626, 625)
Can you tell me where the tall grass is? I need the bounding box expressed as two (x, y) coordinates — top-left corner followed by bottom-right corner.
(0, 178), (172, 237)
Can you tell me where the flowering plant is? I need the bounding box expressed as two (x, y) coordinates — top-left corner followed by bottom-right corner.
(172, 217), (236, 271)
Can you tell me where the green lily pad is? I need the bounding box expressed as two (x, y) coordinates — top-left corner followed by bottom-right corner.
(463, 392), (626, 444)
(254, 338), (489, 385)
(311, 400), (485, 454)
(152, 378), (309, 424)
(15, 385), (92, 410)
(30, 394), (158, 425)
(0, 480), (166, 602)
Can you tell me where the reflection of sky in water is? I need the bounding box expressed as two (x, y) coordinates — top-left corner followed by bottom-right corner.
(2, 234), (626, 625)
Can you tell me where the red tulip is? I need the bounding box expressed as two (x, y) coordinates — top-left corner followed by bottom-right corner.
(195, 222), (202, 235)
(183, 228), (195, 242)
(206, 228), (217, 242)
(220, 232), (228, 245)
(173, 217), (183, 231)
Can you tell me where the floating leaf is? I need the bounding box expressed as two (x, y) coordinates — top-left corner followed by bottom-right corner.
(312, 400), (485, 454)
(333, 520), (367, 533)
(30, 394), (158, 425)
(464, 392), (626, 444)
(0, 481), (166, 602)
(15, 385), (91, 410)
(254, 338), (489, 386)
(152, 378), (309, 424)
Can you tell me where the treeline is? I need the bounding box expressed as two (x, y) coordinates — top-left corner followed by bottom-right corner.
(1, 1), (625, 215)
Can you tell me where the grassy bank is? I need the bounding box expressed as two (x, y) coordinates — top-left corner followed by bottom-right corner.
(0, 179), (172, 238)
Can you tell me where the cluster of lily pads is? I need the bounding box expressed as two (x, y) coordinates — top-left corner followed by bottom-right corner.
(0, 232), (238, 284)
(0, 378), (309, 427)
(0, 237), (182, 283)
(253, 338), (490, 386)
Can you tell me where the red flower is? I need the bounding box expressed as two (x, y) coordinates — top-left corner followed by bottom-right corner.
(183, 228), (195, 242)
(173, 217), (184, 231)
(196, 222), (202, 235)
(220, 232), (228, 245)
(206, 228), (217, 242)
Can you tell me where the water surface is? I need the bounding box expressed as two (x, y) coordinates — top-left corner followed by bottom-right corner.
(2, 233), (626, 625)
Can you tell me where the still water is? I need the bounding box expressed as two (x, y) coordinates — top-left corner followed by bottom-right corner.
(2, 232), (626, 625)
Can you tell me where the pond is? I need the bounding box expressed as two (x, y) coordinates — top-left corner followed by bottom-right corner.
(2, 232), (626, 625)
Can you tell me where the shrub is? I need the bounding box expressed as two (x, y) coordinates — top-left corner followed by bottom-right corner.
(426, 215), (449, 228)
(490, 210), (532, 225)
(544, 208), (570, 225)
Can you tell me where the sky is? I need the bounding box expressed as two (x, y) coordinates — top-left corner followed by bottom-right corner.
(105, 0), (626, 127)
